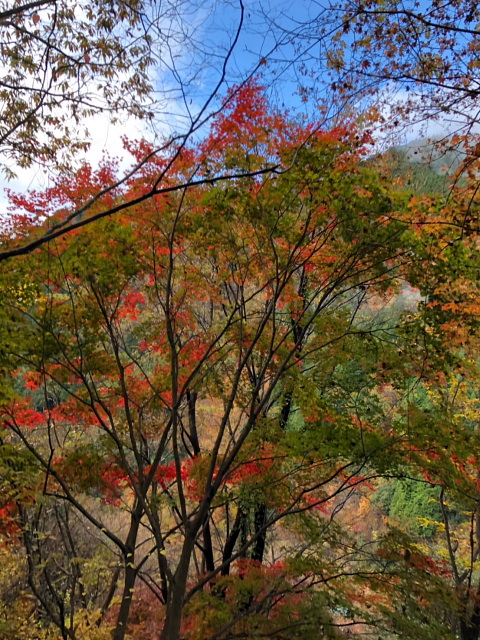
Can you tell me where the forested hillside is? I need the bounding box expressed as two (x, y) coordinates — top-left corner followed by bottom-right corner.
(1, 2), (480, 640)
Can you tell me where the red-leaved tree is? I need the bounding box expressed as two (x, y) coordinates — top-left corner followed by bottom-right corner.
(1, 82), (477, 640)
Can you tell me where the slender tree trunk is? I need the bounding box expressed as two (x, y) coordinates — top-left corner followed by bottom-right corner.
(221, 507), (243, 576)
(249, 389), (293, 563)
(113, 563), (138, 640)
(251, 504), (267, 562)
(459, 594), (480, 640)
(113, 503), (142, 640)
(203, 519), (215, 573)
(460, 616), (480, 640)
(161, 535), (195, 640)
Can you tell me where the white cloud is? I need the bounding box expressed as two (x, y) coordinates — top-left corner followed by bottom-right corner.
(0, 108), (157, 216)
(370, 85), (480, 150)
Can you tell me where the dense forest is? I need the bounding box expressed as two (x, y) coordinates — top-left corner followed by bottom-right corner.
(1, 1), (480, 640)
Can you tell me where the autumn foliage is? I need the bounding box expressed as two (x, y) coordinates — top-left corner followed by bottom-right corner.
(0, 81), (479, 640)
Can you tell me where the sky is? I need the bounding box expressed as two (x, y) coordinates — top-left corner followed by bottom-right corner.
(1, 0), (299, 213)
(0, 0), (475, 215)
(0, 112), (148, 213)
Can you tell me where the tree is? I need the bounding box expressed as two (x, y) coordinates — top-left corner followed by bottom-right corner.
(356, 153), (480, 639)
(3, 80), (480, 640)
(0, 0), (286, 262)
(1, 81), (455, 640)
(4, 0), (480, 263)
(371, 371), (480, 640)
(283, 0), (480, 138)
(0, 0), (160, 173)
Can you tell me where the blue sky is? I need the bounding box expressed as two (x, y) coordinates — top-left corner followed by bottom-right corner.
(1, 0), (315, 213)
(1, 0), (471, 213)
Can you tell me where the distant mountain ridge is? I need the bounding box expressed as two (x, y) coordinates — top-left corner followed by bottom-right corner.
(382, 135), (480, 194)
(393, 136), (473, 175)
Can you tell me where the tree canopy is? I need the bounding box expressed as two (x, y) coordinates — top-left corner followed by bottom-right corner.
(1, 80), (480, 640)
(1, 2), (480, 640)
(287, 0), (480, 137)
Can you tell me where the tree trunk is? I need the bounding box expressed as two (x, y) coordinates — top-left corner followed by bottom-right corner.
(251, 503), (267, 562)
(113, 562), (138, 640)
(460, 601), (480, 640)
(113, 504), (142, 640)
(161, 535), (195, 640)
